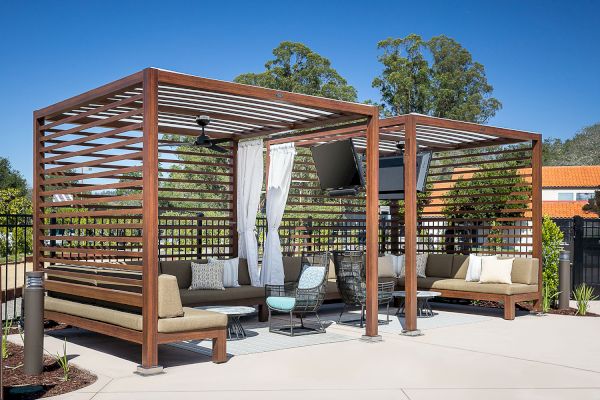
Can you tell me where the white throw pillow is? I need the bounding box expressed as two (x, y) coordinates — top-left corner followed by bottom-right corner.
(479, 257), (514, 284)
(216, 257), (240, 288)
(189, 260), (225, 291)
(393, 254), (405, 277)
(378, 255), (396, 278)
(397, 254), (427, 278)
(465, 254), (483, 282)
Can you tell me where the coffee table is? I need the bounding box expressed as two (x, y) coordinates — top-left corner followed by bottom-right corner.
(392, 291), (441, 318)
(197, 306), (255, 340)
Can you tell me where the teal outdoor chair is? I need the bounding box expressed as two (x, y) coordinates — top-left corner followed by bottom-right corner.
(265, 253), (329, 336)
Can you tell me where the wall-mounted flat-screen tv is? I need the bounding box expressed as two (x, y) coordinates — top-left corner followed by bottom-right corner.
(311, 139), (364, 196)
(379, 151), (432, 200)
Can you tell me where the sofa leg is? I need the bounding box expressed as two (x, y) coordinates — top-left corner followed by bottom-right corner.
(504, 296), (516, 320)
(532, 295), (542, 312)
(212, 329), (227, 363)
(258, 304), (269, 322)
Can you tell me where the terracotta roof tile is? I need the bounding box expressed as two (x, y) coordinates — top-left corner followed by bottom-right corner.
(542, 201), (599, 219)
(542, 166), (600, 188)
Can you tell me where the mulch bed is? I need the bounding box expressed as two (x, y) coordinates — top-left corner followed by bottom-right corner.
(2, 341), (96, 399)
(473, 300), (599, 317)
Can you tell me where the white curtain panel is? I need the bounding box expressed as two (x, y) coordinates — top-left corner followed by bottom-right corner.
(236, 138), (264, 286)
(261, 142), (296, 286)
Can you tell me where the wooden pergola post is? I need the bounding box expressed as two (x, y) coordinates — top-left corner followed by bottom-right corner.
(141, 68), (160, 370)
(532, 138), (543, 309)
(403, 115), (419, 334)
(364, 111), (380, 339)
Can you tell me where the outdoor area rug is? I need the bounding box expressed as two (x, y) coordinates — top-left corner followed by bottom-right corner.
(170, 324), (355, 357)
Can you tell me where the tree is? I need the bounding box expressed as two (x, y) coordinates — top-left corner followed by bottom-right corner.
(373, 34), (501, 123)
(234, 41), (358, 102)
(0, 157), (27, 194)
(543, 122), (600, 166)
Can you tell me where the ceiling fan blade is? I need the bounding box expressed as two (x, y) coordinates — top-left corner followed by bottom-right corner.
(211, 137), (233, 145)
(209, 144), (229, 153)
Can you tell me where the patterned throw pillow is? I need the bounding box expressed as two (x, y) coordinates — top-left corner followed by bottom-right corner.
(298, 266), (326, 289)
(209, 257), (240, 288)
(189, 260), (225, 291)
(398, 254), (428, 278)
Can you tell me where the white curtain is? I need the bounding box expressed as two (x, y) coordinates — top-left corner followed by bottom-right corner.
(261, 143), (296, 286)
(236, 138), (263, 286)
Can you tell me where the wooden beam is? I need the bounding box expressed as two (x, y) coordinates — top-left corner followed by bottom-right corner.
(365, 113), (379, 338)
(142, 68), (160, 369)
(157, 69), (374, 116)
(34, 71), (143, 119)
(403, 115), (418, 333)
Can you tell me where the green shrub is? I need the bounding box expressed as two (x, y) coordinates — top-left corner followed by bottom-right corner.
(573, 283), (598, 316)
(542, 215), (564, 304)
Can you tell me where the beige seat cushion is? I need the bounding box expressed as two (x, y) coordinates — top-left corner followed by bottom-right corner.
(397, 277), (537, 296)
(157, 308), (227, 333)
(45, 296), (143, 331)
(158, 275), (184, 318)
(425, 254), (453, 278)
(179, 285), (265, 306)
(451, 254), (470, 279)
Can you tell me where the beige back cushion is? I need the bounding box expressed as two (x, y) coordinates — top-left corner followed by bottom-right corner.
(511, 257), (539, 285)
(158, 275), (184, 318)
(238, 258), (251, 285)
(451, 254), (470, 279)
(425, 254), (453, 278)
(283, 256), (302, 282)
(378, 255), (396, 278)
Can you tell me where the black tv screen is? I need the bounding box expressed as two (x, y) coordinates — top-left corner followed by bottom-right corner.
(379, 151), (432, 199)
(311, 140), (364, 192)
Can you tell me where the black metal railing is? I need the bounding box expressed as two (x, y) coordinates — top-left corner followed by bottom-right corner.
(1, 213), (33, 323)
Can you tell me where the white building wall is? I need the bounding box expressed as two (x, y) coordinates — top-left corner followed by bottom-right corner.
(542, 188), (596, 201)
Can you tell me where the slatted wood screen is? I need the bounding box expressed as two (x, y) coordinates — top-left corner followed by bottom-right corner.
(157, 143), (235, 260)
(272, 139), (534, 258)
(36, 90), (146, 307)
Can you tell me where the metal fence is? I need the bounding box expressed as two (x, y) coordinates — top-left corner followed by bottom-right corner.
(1, 213), (33, 323)
(553, 216), (600, 295)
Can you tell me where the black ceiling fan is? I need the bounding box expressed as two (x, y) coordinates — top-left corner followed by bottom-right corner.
(159, 115), (231, 153)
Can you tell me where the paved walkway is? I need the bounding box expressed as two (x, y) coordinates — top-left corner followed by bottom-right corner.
(10, 303), (600, 400)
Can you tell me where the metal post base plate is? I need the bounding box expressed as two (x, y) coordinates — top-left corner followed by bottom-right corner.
(136, 365), (164, 376)
(400, 329), (423, 337)
(360, 334), (383, 343)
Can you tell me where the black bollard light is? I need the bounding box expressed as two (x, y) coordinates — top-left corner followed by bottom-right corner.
(558, 250), (571, 310)
(24, 271), (44, 376)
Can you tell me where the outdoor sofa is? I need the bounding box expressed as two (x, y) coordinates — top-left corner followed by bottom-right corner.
(44, 272), (228, 364)
(395, 254), (540, 320)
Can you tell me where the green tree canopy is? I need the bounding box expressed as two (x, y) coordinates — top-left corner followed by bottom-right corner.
(373, 34), (501, 123)
(543, 122), (600, 165)
(234, 41), (358, 102)
(0, 157), (27, 194)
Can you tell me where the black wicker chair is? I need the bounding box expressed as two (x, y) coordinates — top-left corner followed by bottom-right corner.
(333, 251), (395, 327)
(265, 252), (330, 336)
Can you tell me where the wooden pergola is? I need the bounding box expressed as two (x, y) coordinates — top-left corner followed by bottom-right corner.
(33, 67), (542, 368)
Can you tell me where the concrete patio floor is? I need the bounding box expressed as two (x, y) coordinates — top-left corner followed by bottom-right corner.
(11, 302), (600, 400)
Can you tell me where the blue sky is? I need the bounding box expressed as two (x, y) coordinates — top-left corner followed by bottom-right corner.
(1, 0), (599, 184)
